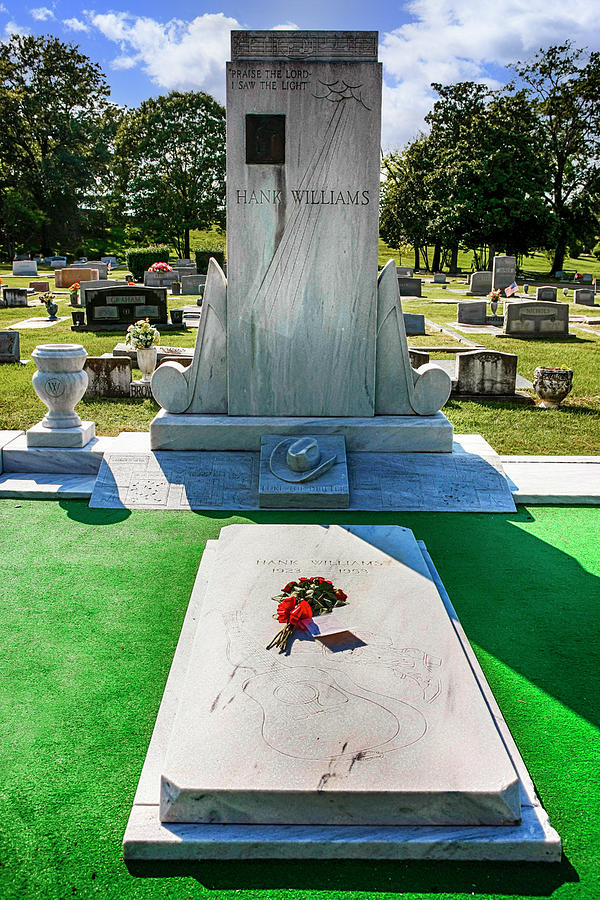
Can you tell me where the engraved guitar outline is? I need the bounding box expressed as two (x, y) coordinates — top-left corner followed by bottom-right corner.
(224, 612), (427, 762)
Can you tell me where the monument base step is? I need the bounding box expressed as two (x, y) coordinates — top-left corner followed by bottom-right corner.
(149, 411), (454, 453)
(0, 473), (96, 499)
(2, 433), (116, 474)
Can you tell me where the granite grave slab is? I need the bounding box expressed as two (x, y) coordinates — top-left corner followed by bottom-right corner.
(12, 260), (38, 276)
(535, 286), (557, 302)
(574, 288), (596, 306)
(1, 287), (28, 308)
(123, 529), (561, 861)
(158, 524), (521, 828)
(467, 271), (492, 296)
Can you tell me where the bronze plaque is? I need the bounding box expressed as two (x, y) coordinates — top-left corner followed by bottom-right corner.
(246, 114), (285, 164)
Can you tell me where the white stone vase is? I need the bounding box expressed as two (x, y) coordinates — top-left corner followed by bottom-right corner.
(533, 366), (573, 408)
(31, 343), (88, 428)
(137, 346), (158, 382)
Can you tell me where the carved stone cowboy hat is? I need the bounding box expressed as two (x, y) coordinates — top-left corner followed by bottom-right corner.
(269, 437), (337, 483)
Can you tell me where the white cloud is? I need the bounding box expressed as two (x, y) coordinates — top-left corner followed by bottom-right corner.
(380, 0), (600, 148)
(4, 19), (30, 37)
(272, 22), (299, 30)
(0, 5), (8, 14)
(88, 11), (240, 101)
(30, 6), (54, 20)
(63, 16), (89, 32)
(83, 4), (600, 146)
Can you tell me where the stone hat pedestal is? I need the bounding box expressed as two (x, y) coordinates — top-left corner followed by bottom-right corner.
(27, 343), (95, 447)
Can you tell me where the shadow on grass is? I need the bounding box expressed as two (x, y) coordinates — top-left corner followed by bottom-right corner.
(58, 499), (130, 524)
(125, 854), (578, 895)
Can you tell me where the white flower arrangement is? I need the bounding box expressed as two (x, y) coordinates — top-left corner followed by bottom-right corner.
(125, 318), (160, 349)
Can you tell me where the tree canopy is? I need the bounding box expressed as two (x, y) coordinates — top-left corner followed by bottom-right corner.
(0, 33), (112, 256)
(113, 91), (226, 259)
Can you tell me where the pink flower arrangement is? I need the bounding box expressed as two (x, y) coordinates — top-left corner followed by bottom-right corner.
(148, 261), (173, 272)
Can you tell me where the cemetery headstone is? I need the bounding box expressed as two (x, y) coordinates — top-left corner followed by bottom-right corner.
(55, 267), (100, 288)
(492, 256), (516, 293)
(181, 274), (206, 295)
(1, 287), (28, 308)
(85, 284), (168, 328)
(30, 280), (50, 293)
(101, 256), (118, 267)
(581, 273), (593, 284)
(12, 259), (38, 276)
(457, 300), (487, 325)
(144, 270), (188, 287)
(536, 286), (557, 302)
(574, 288), (595, 306)
(456, 350), (517, 396)
(49, 257), (67, 268)
(171, 282), (181, 295)
(84, 356), (132, 398)
(467, 271), (492, 296)
(173, 259), (196, 269)
(503, 300), (569, 336)
(0, 330), (20, 363)
(80, 279), (129, 306)
(226, 30), (381, 416)
(403, 313), (425, 335)
(81, 260), (109, 279)
(555, 270), (566, 280)
(433, 273), (447, 283)
(396, 266), (413, 277)
(397, 276), (422, 297)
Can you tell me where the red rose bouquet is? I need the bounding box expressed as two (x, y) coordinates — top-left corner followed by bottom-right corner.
(266, 576), (348, 653)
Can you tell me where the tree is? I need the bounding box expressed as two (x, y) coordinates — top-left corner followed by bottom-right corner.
(511, 42), (600, 274)
(0, 33), (112, 257)
(381, 136), (436, 270)
(114, 91), (226, 258)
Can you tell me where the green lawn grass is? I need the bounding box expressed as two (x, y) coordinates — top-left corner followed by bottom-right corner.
(0, 502), (598, 900)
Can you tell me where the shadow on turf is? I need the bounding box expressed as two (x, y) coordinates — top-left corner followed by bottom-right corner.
(58, 499), (131, 524)
(125, 855), (578, 895)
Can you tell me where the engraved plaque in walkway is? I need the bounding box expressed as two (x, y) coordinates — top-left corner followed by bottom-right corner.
(159, 525), (520, 826)
(89, 449), (515, 511)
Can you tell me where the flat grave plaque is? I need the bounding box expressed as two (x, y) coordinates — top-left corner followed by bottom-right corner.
(159, 524), (521, 827)
(0, 330), (19, 363)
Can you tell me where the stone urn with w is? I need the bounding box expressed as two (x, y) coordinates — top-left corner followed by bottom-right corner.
(126, 319), (160, 382)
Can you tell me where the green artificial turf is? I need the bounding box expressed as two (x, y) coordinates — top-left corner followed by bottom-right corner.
(0, 502), (598, 900)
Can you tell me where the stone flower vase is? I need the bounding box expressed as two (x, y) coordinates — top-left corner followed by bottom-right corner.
(490, 299), (498, 315)
(32, 344), (88, 428)
(45, 301), (58, 320)
(533, 366), (573, 408)
(136, 346), (158, 382)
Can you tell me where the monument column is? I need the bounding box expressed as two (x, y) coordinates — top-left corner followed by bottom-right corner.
(226, 31), (382, 417)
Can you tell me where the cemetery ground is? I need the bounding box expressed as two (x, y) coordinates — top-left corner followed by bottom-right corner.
(1, 263), (599, 453)
(1, 501), (598, 900)
(0, 257), (599, 900)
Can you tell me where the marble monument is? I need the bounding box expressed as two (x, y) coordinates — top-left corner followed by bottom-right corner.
(150, 31), (452, 466)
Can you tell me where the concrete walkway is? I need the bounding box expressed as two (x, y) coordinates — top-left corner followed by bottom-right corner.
(0, 430), (598, 506)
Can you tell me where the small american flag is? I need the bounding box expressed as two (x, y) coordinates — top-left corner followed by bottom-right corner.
(505, 281), (518, 297)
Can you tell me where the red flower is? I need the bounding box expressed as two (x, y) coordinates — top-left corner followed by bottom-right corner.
(299, 577), (309, 582)
(289, 599), (313, 627)
(277, 597), (296, 622)
(283, 581), (296, 593)
(335, 589), (347, 601)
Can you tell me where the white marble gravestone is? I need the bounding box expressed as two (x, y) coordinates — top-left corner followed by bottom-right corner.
(492, 256), (516, 293)
(159, 524), (521, 828)
(149, 31), (452, 459)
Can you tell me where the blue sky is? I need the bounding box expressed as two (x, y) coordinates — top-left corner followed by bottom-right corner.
(1, 0), (598, 147)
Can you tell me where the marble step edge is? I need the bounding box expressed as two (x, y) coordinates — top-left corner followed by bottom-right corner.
(0, 473), (96, 499)
(1, 434), (119, 475)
